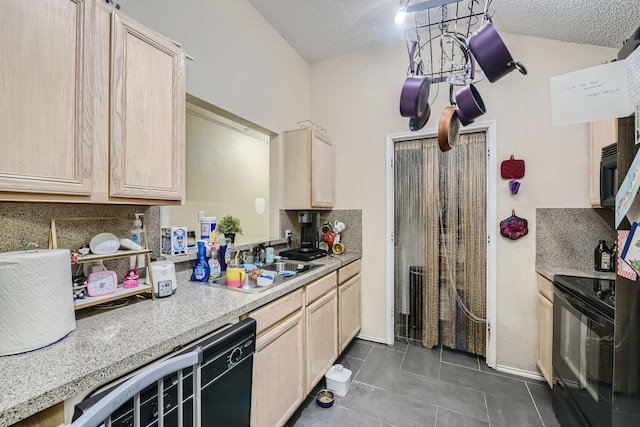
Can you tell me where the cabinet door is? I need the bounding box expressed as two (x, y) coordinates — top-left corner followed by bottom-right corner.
(339, 273), (361, 353)
(305, 289), (338, 394)
(252, 311), (304, 427)
(537, 292), (553, 387)
(283, 128), (334, 209)
(310, 131), (334, 208)
(0, 0), (92, 197)
(109, 12), (185, 201)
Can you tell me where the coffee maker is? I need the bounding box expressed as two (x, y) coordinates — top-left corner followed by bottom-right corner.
(279, 212), (326, 261)
(298, 211), (319, 251)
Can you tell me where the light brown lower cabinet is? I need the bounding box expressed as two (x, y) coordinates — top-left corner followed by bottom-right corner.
(249, 288), (304, 427)
(338, 260), (362, 353)
(305, 283), (338, 395)
(12, 402), (64, 427)
(248, 263), (361, 426)
(251, 311), (304, 427)
(536, 275), (554, 387)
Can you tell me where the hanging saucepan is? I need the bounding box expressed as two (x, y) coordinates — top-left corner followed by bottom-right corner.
(399, 41), (431, 118)
(437, 86), (461, 152)
(467, 18), (527, 83)
(409, 103), (431, 132)
(455, 83), (486, 126)
(441, 33), (486, 127)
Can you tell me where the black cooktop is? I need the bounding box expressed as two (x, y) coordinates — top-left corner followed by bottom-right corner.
(279, 247), (327, 261)
(554, 274), (615, 316)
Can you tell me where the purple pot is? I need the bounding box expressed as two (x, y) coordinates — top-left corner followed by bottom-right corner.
(399, 76), (430, 118)
(468, 22), (527, 83)
(455, 84), (485, 126)
(409, 103), (431, 131)
(399, 40), (431, 118)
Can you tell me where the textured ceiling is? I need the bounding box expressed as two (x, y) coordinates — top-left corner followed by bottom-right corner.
(246, 0), (640, 64)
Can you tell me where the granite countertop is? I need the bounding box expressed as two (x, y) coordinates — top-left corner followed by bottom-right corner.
(0, 252), (361, 426)
(536, 264), (616, 282)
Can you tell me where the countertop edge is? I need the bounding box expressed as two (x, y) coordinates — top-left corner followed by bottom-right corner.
(535, 264), (616, 282)
(0, 253), (361, 425)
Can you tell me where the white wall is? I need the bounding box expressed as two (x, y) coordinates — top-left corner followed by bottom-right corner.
(116, 0), (311, 237)
(167, 109), (270, 240)
(111, 0), (619, 371)
(310, 34), (617, 371)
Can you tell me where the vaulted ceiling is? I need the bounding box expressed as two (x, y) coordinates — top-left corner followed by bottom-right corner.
(247, 0), (639, 64)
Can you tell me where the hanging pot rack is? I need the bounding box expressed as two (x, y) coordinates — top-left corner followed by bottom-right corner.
(401, 0), (494, 85)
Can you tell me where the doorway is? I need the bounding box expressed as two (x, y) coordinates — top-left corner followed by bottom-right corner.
(385, 121), (497, 367)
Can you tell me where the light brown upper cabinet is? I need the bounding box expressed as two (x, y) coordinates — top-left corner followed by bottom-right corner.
(105, 9), (185, 202)
(0, 0), (93, 197)
(0, 0), (186, 204)
(283, 128), (334, 210)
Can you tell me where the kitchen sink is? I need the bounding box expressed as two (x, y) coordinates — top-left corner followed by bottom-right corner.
(207, 261), (320, 293)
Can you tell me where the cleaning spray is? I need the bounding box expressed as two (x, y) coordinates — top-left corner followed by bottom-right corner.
(131, 213), (145, 247)
(191, 241), (210, 282)
(209, 243), (221, 279)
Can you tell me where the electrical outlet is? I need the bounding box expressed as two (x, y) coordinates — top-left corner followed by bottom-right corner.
(198, 211), (204, 221)
(285, 230), (293, 243)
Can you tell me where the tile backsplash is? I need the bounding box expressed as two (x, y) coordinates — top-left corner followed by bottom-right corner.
(536, 208), (616, 272)
(0, 202), (161, 256)
(279, 209), (362, 254)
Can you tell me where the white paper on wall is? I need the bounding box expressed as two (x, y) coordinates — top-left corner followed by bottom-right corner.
(627, 46), (640, 106)
(550, 60), (633, 127)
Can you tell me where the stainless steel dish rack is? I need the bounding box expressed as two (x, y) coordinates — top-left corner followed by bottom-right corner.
(402, 0), (493, 85)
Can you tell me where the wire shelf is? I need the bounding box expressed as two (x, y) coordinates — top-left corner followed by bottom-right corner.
(402, 0), (493, 85)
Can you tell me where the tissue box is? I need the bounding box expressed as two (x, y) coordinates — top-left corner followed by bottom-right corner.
(161, 226), (187, 255)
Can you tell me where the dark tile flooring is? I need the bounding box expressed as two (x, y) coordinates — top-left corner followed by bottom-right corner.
(286, 339), (561, 427)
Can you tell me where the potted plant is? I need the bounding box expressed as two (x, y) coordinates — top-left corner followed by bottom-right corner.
(217, 214), (242, 243)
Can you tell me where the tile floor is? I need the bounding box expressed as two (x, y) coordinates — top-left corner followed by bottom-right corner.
(286, 339), (561, 427)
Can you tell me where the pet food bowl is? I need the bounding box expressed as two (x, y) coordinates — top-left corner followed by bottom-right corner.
(316, 389), (335, 408)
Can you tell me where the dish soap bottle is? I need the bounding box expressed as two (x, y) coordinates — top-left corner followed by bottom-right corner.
(594, 240), (611, 272)
(209, 245), (221, 279)
(191, 241), (210, 282)
(131, 213), (145, 247)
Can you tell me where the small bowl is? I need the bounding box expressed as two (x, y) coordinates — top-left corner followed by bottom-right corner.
(89, 233), (120, 255)
(316, 389), (335, 408)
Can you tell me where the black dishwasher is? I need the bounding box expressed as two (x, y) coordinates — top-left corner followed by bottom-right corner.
(74, 318), (256, 426)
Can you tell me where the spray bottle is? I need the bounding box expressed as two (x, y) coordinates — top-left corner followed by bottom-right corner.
(209, 243), (221, 279)
(191, 241), (210, 282)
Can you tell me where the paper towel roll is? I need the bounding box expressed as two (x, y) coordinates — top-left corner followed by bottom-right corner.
(0, 249), (76, 356)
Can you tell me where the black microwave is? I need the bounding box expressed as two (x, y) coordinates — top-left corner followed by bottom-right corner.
(600, 142), (618, 208)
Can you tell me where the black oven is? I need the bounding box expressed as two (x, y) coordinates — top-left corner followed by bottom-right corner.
(553, 275), (614, 427)
(600, 143), (618, 208)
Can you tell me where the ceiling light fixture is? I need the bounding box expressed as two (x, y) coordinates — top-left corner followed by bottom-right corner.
(394, 3), (408, 25)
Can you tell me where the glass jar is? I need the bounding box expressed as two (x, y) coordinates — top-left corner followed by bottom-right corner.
(187, 231), (196, 248)
(265, 247), (275, 263)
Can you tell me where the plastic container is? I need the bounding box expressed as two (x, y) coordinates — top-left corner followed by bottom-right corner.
(265, 247), (275, 263)
(200, 216), (217, 242)
(324, 364), (352, 397)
